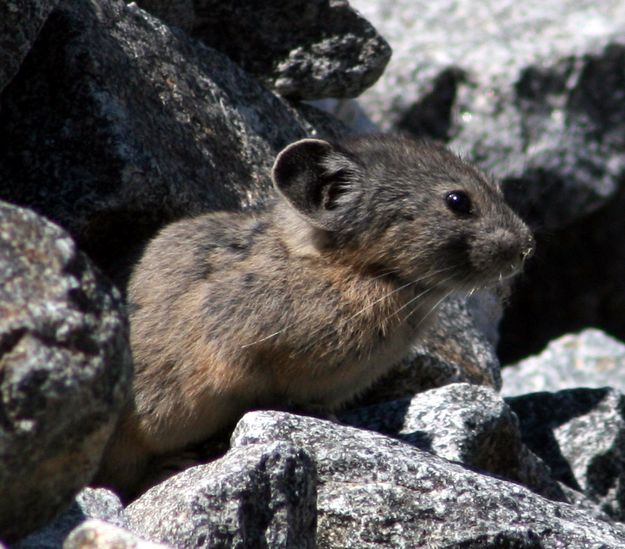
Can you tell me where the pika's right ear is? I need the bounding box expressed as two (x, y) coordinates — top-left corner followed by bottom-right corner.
(272, 138), (359, 230)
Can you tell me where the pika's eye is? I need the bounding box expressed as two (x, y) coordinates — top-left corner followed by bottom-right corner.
(445, 191), (472, 215)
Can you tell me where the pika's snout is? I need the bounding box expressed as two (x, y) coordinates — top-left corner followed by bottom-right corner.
(471, 226), (534, 281)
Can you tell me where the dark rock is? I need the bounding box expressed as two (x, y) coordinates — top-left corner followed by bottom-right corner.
(0, 0), (58, 93)
(502, 329), (625, 396)
(508, 387), (625, 522)
(125, 442), (317, 549)
(358, 295), (501, 406)
(64, 519), (172, 549)
(232, 411), (625, 547)
(133, 0), (392, 100)
(0, 202), (131, 542)
(342, 383), (565, 501)
(0, 0), (348, 286)
(15, 488), (125, 549)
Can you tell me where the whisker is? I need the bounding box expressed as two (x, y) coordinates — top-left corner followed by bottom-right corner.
(293, 265), (463, 356)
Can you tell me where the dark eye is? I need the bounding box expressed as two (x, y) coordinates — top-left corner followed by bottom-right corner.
(445, 191), (472, 215)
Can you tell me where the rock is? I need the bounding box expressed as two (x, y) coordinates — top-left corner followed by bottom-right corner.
(133, 0), (392, 100)
(0, 0), (58, 93)
(64, 519), (172, 549)
(351, 0), (625, 230)
(508, 387), (625, 522)
(0, 0), (348, 286)
(358, 295), (501, 406)
(0, 201), (131, 542)
(125, 441), (316, 549)
(502, 329), (625, 396)
(15, 488), (125, 549)
(342, 383), (565, 501)
(232, 411), (625, 547)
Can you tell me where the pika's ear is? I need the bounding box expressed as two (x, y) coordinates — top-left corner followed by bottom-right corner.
(272, 138), (360, 230)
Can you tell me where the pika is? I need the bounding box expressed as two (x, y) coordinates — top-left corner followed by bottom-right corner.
(96, 134), (534, 496)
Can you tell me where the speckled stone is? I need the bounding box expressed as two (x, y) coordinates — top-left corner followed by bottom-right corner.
(133, 0), (391, 100)
(232, 411), (625, 548)
(508, 387), (625, 522)
(125, 442), (317, 549)
(15, 488), (125, 549)
(0, 202), (131, 541)
(502, 329), (625, 396)
(0, 0), (58, 92)
(342, 383), (565, 501)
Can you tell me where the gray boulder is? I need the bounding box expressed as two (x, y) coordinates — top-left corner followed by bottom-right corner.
(232, 411), (625, 548)
(0, 0), (58, 93)
(508, 387), (625, 522)
(342, 383), (565, 501)
(502, 329), (625, 396)
(133, 0), (392, 100)
(0, 202), (131, 541)
(0, 0), (348, 286)
(64, 519), (172, 549)
(125, 441), (317, 549)
(16, 488), (125, 549)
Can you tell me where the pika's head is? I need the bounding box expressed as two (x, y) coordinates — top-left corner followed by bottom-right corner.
(272, 135), (534, 290)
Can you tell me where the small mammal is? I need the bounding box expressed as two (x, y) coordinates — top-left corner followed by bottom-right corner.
(96, 134), (534, 496)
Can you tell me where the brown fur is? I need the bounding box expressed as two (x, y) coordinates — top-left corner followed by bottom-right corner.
(95, 135), (534, 497)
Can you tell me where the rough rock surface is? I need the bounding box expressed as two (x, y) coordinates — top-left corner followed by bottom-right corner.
(64, 520), (172, 549)
(133, 0), (392, 100)
(231, 411), (625, 548)
(342, 383), (565, 501)
(15, 488), (125, 549)
(0, 0), (58, 93)
(0, 202), (131, 541)
(508, 387), (625, 522)
(502, 329), (625, 396)
(0, 0), (348, 286)
(125, 441), (317, 549)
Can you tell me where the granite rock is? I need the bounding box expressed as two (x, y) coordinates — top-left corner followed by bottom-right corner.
(133, 0), (392, 100)
(342, 383), (565, 501)
(502, 329), (625, 396)
(232, 411), (625, 548)
(0, 0), (348, 286)
(0, 202), (131, 541)
(125, 441), (317, 549)
(0, 0), (58, 93)
(508, 387), (625, 522)
(15, 488), (125, 549)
